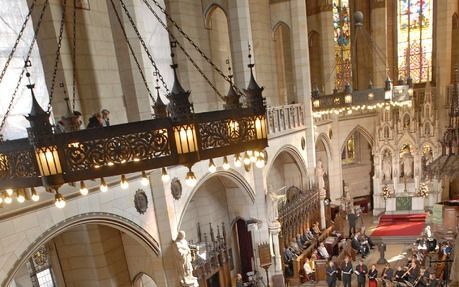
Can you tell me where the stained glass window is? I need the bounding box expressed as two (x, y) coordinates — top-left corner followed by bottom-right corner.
(397, 0), (433, 83)
(333, 0), (352, 89)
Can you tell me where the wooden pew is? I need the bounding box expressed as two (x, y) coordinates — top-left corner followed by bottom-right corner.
(288, 224), (336, 285)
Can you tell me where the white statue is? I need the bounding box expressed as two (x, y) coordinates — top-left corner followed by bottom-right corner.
(401, 150), (414, 178)
(267, 187), (287, 222)
(174, 231), (198, 286)
(315, 160), (325, 191)
(382, 151), (392, 181)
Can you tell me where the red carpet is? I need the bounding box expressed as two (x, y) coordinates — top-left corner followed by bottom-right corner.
(371, 213), (426, 237)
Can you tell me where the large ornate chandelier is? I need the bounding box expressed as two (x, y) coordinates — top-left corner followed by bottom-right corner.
(0, 0), (268, 208)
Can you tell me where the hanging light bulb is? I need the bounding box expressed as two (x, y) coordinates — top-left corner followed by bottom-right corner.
(4, 193), (12, 204)
(256, 154), (265, 168)
(141, 171), (149, 186)
(54, 191), (66, 209)
(16, 189), (25, 203)
(222, 156), (230, 170)
(208, 159), (216, 173)
(79, 181), (88, 196)
(120, 175), (129, 190)
(6, 189), (13, 196)
(161, 167), (170, 183)
(185, 168), (197, 187)
(100, 178), (108, 192)
(250, 151), (257, 163)
(234, 154), (242, 168)
(31, 187), (39, 202)
(243, 152), (251, 165)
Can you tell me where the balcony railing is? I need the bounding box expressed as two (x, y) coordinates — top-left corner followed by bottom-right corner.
(267, 103), (305, 137)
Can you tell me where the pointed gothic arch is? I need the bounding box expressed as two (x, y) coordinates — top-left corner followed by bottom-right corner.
(3, 212), (161, 287)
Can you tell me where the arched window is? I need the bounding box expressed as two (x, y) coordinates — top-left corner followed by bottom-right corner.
(333, 0), (352, 90)
(397, 0), (433, 83)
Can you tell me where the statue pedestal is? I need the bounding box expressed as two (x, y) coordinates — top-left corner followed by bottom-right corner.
(181, 277), (199, 287)
(268, 221), (283, 274)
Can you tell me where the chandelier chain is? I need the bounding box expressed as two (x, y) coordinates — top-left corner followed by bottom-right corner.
(0, 0), (49, 137)
(117, 0), (169, 95)
(141, 0), (225, 101)
(0, 0), (37, 85)
(109, 0), (156, 104)
(71, 0), (77, 111)
(47, 0), (68, 112)
(147, 0), (246, 99)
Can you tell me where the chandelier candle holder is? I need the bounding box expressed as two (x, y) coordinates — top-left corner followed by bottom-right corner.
(0, 0), (269, 209)
(0, 63), (268, 198)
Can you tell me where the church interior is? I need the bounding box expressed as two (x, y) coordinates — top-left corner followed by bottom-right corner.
(0, 0), (459, 287)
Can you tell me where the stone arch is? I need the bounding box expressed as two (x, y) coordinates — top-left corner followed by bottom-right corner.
(340, 125), (374, 153)
(204, 2), (229, 29)
(3, 212), (160, 287)
(133, 272), (158, 287)
(273, 21), (295, 104)
(316, 132), (333, 161)
(177, 169), (255, 229)
(266, 144), (308, 191)
(398, 134), (417, 152)
(204, 3), (232, 102)
(272, 21), (291, 37)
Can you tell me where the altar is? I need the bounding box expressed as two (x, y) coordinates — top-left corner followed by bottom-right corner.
(386, 195), (424, 212)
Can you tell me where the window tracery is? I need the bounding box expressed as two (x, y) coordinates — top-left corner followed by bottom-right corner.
(333, 0), (352, 89)
(397, 0), (433, 83)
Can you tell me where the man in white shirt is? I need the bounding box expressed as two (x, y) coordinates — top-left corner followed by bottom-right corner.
(318, 242), (330, 259)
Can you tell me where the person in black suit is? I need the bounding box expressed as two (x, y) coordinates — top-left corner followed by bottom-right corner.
(355, 259), (368, 287)
(348, 210), (358, 238)
(342, 257), (353, 287)
(326, 261), (337, 287)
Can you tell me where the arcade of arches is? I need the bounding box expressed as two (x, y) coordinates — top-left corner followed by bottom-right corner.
(1, 0), (459, 287)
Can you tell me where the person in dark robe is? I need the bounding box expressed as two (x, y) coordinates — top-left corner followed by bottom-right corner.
(347, 210), (358, 238)
(342, 256), (353, 287)
(326, 261), (337, 287)
(355, 259), (368, 287)
(368, 264), (378, 287)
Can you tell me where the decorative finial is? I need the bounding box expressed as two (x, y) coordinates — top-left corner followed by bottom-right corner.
(170, 40), (177, 65)
(224, 58), (241, 110)
(166, 53), (193, 120)
(226, 58), (233, 83)
(248, 43), (253, 69)
(153, 73), (167, 118)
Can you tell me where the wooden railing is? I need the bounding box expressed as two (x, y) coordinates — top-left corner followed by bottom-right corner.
(267, 104), (305, 137)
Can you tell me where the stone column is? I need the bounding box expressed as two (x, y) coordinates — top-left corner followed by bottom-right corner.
(435, 0), (455, 123)
(319, 188), (326, 229)
(370, 1), (387, 87)
(268, 221), (283, 273)
(149, 169), (181, 287)
(318, 10), (336, 94)
(290, 0), (316, 171)
(248, 0), (278, 106)
(228, 0), (253, 90)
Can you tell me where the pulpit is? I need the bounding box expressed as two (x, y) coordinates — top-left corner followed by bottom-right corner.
(315, 259), (327, 282)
